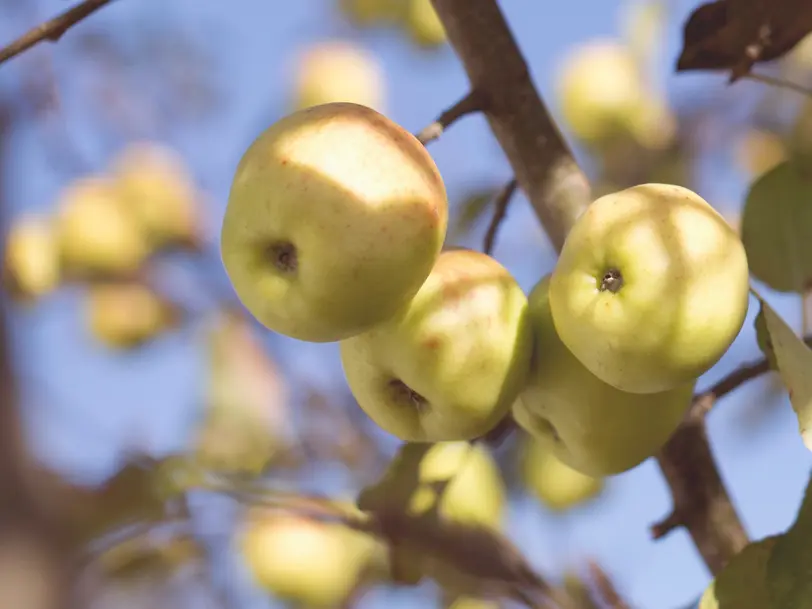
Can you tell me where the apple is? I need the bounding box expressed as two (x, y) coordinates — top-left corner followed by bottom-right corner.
(555, 39), (647, 144)
(513, 274), (693, 477)
(549, 183), (750, 394)
(291, 41), (386, 113)
(340, 248), (532, 441)
(404, 0), (447, 48)
(56, 176), (151, 279)
(110, 141), (203, 249)
(85, 281), (180, 349)
(409, 441), (505, 528)
(221, 102), (448, 343)
(519, 433), (603, 512)
(2, 214), (61, 302)
(239, 509), (379, 608)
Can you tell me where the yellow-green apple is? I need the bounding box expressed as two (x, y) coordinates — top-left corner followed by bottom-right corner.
(404, 0), (447, 48)
(520, 433), (603, 512)
(513, 274), (693, 477)
(111, 141), (203, 249)
(239, 508), (380, 608)
(2, 214), (61, 302)
(549, 183), (749, 394)
(555, 39), (647, 143)
(56, 176), (151, 279)
(291, 41), (386, 113)
(340, 248), (532, 441)
(221, 102), (448, 343)
(85, 281), (180, 349)
(408, 441), (505, 527)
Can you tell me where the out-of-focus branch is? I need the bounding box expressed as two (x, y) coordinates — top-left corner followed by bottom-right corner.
(483, 178), (518, 255)
(429, 0), (591, 252)
(430, 0), (747, 576)
(0, 106), (75, 609)
(416, 90), (485, 145)
(0, 0), (117, 67)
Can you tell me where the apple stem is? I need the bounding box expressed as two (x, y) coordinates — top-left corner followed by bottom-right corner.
(266, 242), (297, 273)
(388, 379), (428, 411)
(599, 268), (623, 293)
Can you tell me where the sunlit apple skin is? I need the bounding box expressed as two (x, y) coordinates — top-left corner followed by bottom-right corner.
(340, 248), (532, 442)
(240, 510), (379, 608)
(221, 102), (448, 343)
(549, 183), (750, 394)
(513, 275), (693, 477)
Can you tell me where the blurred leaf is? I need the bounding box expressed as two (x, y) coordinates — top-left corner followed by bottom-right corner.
(766, 469), (812, 608)
(194, 311), (292, 475)
(562, 571), (601, 609)
(753, 295), (812, 451)
(755, 308), (779, 370)
(620, 0), (667, 71)
(698, 535), (780, 609)
(94, 530), (204, 582)
(675, 0), (812, 80)
(741, 161), (812, 294)
(449, 187), (500, 242)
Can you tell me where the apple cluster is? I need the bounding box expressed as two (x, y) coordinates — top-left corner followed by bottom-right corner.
(220, 101), (750, 480)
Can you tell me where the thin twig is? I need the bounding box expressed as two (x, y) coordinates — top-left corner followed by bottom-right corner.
(587, 561), (631, 609)
(744, 71), (812, 98)
(483, 178), (518, 255)
(0, 0), (116, 67)
(415, 90), (485, 145)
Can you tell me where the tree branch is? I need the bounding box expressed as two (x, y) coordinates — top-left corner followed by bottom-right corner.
(0, 0), (116, 67)
(431, 0), (748, 576)
(416, 90), (485, 145)
(483, 178), (518, 255)
(429, 0), (591, 252)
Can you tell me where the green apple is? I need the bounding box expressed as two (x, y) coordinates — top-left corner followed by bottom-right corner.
(549, 183), (750, 394)
(221, 102), (448, 343)
(409, 441), (505, 528)
(520, 433), (603, 512)
(404, 0), (447, 48)
(56, 176), (151, 279)
(111, 141), (203, 250)
(340, 248), (532, 441)
(291, 41), (386, 113)
(2, 214), (61, 302)
(555, 39), (647, 143)
(513, 274), (693, 477)
(239, 509), (379, 608)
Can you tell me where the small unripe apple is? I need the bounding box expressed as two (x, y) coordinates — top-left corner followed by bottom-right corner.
(555, 39), (647, 143)
(550, 183), (750, 394)
(111, 141), (203, 249)
(340, 248), (532, 442)
(520, 434), (603, 512)
(404, 0), (447, 48)
(2, 214), (61, 302)
(56, 176), (150, 279)
(85, 281), (180, 349)
(292, 41), (386, 113)
(239, 509), (379, 608)
(221, 102), (448, 343)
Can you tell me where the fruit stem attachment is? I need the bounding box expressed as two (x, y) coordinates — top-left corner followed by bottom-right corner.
(265, 242), (297, 273)
(389, 379), (428, 412)
(599, 268), (623, 293)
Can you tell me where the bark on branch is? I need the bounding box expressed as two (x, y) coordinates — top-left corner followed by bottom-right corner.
(431, 0), (748, 575)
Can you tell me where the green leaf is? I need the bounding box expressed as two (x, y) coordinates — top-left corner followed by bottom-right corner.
(755, 307), (780, 370)
(767, 469), (812, 609)
(754, 294), (812, 450)
(95, 530), (205, 582)
(741, 160), (812, 293)
(449, 187), (500, 242)
(698, 536), (781, 609)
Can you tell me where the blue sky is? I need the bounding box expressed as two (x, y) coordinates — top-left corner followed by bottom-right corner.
(2, 1), (812, 608)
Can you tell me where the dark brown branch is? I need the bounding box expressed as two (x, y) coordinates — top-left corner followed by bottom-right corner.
(429, 0), (591, 252)
(430, 0), (748, 577)
(416, 90), (484, 145)
(483, 178), (518, 255)
(0, 0), (116, 67)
